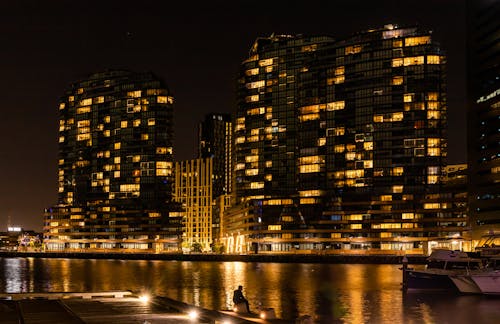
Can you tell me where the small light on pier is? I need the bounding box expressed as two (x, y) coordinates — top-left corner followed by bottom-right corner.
(188, 310), (199, 321)
(138, 294), (150, 303)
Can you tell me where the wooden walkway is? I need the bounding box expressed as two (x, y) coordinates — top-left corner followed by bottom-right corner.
(0, 291), (287, 323)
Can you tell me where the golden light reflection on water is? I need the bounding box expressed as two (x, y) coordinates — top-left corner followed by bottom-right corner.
(0, 258), (497, 322)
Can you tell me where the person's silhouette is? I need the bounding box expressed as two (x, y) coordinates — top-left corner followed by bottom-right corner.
(232, 285), (250, 313)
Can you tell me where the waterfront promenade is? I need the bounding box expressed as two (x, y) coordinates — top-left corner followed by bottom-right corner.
(0, 250), (427, 264)
(0, 291), (285, 323)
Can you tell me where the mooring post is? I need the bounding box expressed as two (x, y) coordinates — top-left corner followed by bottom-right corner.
(402, 255), (408, 292)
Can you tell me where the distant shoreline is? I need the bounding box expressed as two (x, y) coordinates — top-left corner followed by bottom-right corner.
(0, 251), (427, 264)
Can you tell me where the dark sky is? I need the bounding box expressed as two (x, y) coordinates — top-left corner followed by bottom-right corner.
(0, 0), (466, 231)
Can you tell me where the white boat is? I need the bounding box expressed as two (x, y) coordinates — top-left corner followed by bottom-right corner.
(470, 271), (500, 295)
(404, 249), (483, 293)
(449, 274), (482, 294)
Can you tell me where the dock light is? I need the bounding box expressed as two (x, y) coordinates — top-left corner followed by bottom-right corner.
(138, 294), (150, 303)
(188, 310), (198, 321)
(260, 312), (266, 319)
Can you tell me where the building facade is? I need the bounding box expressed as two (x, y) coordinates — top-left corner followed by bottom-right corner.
(233, 25), (461, 254)
(466, 0), (500, 240)
(174, 158), (213, 251)
(44, 70), (181, 251)
(198, 113), (233, 199)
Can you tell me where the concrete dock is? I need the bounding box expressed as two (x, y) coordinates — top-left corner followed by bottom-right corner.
(0, 291), (287, 324)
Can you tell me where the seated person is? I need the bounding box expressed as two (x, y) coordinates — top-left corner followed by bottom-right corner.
(232, 285), (250, 313)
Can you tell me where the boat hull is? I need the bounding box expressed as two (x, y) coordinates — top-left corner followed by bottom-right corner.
(406, 269), (458, 293)
(449, 275), (482, 294)
(471, 272), (500, 295)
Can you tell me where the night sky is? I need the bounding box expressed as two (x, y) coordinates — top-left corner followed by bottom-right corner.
(0, 0), (466, 231)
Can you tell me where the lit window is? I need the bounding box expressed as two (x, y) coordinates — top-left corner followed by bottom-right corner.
(250, 182), (264, 189)
(392, 76), (404, 85)
(345, 169), (364, 178)
(404, 93), (414, 102)
(147, 119), (155, 126)
(427, 92), (439, 100)
(335, 66), (345, 75)
(299, 164), (321, 173)
(392, 112), (404, 121)
(428, 102), (439, 110)
(345, 45), (362, 55)
(235, 137), (245, 144)
(246, 169), (258, 176)
(246, 80), (265, 89)
(297, 113), (318, 123)
(402, 213), (414, 219)
(245, 68), (259, 76)
(77, 106), (91, 114)
(392, 167), (404, 176)
(114, 142), (121, 150)
(392, 185), (404, 193)
(403, 56), (425, 66)
(392, 58), (403, 67)
(334, 144), (345, 153)
(246, 95), (259, 103)
(404, 36), (430, 46)
(300, 198), (317, 204)
(128, 90), (141, 98)
(427, 55), (441, 64)
(94, 96), (104, 104)
(59, 103), (65, 110)
(299, 190), (322, 197)
(363, 142), (373, 150)
(424, 203), (440, 209)
(427, 138), (440, 147)
(258, 58), (273, 67)
(427, 175), (439, 184)
(427, 111), (440, 119)
(427, 147), (440, 156)
(350, 224), (362, 229)
(121, 121), (128, 128)
(141, 134), (149, 140)
(157, 96), (167, 103)
(300, 105), (320, 114)
(327, 100), (345, 111)
(80, 98), (92, 106)
(245, 155), (259, 163)
(334, 75), (345, 84)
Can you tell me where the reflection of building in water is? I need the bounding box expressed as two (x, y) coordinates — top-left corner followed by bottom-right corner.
(226, 24), (469, 255)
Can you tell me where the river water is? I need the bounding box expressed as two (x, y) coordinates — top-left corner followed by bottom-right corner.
(0, 257), (499, 323)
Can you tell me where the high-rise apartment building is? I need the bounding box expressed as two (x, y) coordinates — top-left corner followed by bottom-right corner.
(44, 70), (180, 251)
(467, 0), (500, 240)
(233, 25), (461, 254)
(198, 113), (233, 199)
(174, 158), (213, 251)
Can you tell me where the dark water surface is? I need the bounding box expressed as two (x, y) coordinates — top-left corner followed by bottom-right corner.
(1, 257), (499, 323)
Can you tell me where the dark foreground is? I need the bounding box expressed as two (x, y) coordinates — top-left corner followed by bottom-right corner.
(0, 291), (285, 324)
(0, 251), (427, 264)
